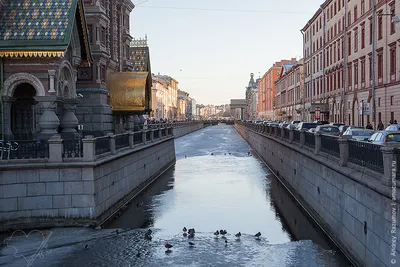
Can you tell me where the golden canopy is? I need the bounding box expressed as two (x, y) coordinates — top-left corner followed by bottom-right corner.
(108, 72), (148, 112)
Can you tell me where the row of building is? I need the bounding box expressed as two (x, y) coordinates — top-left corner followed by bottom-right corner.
(246, 0), (400, 128)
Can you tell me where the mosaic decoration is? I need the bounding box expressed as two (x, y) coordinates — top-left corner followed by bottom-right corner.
(0, 0), (73, 41)
(130, 48), (149, 72)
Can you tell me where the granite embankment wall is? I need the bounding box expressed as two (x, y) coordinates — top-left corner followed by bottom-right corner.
(235, 123), (400, 267)
(172, 122), (205, 138)
(0, 137), (175, 231)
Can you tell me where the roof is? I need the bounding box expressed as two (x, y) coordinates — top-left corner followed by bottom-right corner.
(0, 0), (92, 62)
(282, 62), (296, 74)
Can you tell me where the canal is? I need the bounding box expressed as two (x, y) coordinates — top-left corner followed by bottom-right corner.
(1, 125), (352, 267)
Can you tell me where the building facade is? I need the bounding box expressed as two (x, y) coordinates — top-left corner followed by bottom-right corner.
(275, 59), (304, 121)
(245, 73), (258, 120)
(302, 0), (400, 127)
(0, 0), (93, 140)
(257, 58), (297, 121)
(151, 74), (178, 121)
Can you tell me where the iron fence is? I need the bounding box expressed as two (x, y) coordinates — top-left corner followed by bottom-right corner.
(146, 131), (151, 142)
(115, 133), (129, 150)
(293, 130), (300, 143)
(283, 128), (289, 139)
(0, 140), (49, 160)
(320, 135), (340, 157)
(162, 128), (167, 137)
(134, 132), (143, 145)
(348, 140), (384, 173)
(395, 148), (400, 179)
(62, 139), (83, 158)
(154, 129), (160, 139)
(95, 136), (111, 156)
(304, 132), (315, 149)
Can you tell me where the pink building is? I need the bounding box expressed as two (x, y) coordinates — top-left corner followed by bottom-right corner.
(301, 0), (400, 127)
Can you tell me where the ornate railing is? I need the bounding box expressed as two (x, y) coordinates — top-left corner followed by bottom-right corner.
(0, 140), (49, 160)
(293, 130), (300, 143)
(62, 139), (83, 158)
(162, 128), (167, 137)
(395, 148), (400, 179)
(134, 132), (143, 145)
(348, 140), (384, 173)
(283, 128), (289, 139)
(115, 133), (129, 150)
(95, 136), (111, 156)
(320, 135), (340, 157)
(304, 132), (315, 149)
(154, 129), (160, 139)
(146, 131), (151, 142)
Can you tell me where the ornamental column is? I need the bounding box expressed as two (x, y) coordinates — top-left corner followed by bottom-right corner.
(37, 98), (60, 140)
(60, 99), (79, 138)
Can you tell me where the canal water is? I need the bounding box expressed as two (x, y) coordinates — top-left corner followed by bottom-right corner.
(0, 125), (352, 267)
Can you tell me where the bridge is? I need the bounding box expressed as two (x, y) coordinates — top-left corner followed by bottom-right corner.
(203, 119), (234, 126)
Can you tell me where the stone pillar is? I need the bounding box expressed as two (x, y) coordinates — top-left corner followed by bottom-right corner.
(82, 135), (95, 161)
(108, 133), (116, 154)
(314, 132), (321, 154)
(128, 131), (134, 148)
(300, 129), (306, 148)
(150, 129), (154, 142)
(159, 127), (163, 139)
(48, 70), (56, 93)
(381, 143), (400, 185)
(142, 130), (147, 145)
(2, 97), (15, 140)
(38, 101), (60, 140)
(48, 134), (63, 162)
(289, 129), (294, 144)
(338, 138), (349, 167)
(133, 115), (140, 131)
(139, 115), (146, 130)
(60, 100), (79, 135)
(125, 115), (134, 131)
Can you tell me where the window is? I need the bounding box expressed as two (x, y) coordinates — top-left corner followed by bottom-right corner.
(378, 52), (383, 79)
(334, 1), (337, 14)
(361, 25), (365, 49)
(378, 15), (383, 40)
(378, 97), (381, 106)
(101, 26), (106, 45)
(87, 25), (93, 44)
(390, 47), (396, 75)
(101, 65), (106, 82)
(348, 11), (351, 26)
(391, 96), (394, 105)
(354, 29), (358, 52)
(369, 55), (372, 80)
(354, 62), (358, 86)
(361, 59), (365, 83)
(335, 24), (337, 36)
(337, 41), (340, 61)
(333, 43), (336, 62)
(369, 18), (373, 45)
(339, 20), (341, 33)
(354, 6), (358, 21)
(390, 4), (396, 34)
(361, 0), (365, 15)
(348, 63), (352, 87)
(348, 34), (351, 56)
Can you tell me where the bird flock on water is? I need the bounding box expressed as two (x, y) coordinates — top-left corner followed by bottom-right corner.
(141, 227), (262, 254)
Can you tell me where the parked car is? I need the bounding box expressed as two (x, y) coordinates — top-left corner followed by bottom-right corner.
(314, 125), (340, 136)
(385, 124), (400, 131)
(296, 122), (318, 130)
(330, 123), (345, 127)
(342, 129), (375, 141)
(368, 131), (400, 145)
(314, 120), (329, 125)
(308, 128), (316, 133)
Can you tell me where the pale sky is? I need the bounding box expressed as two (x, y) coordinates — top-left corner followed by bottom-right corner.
(130, 0), (322, 105)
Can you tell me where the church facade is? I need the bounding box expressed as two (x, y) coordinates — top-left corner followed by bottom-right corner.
(0, 0), (152, 140)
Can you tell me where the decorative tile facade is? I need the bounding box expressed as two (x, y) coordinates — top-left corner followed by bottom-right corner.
(0, 0), (74, 41)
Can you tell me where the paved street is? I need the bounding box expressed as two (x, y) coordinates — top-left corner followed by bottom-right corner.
(0, 125), (351, 267)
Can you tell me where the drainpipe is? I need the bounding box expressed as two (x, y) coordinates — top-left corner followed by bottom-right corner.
(0, 58), (4, 140)
(300, 29), (306, 121)
(320, 7), (326, 118)
(343, 0), (348, 124)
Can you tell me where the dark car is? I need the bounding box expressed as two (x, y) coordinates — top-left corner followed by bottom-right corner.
(296, 122), (318, 130)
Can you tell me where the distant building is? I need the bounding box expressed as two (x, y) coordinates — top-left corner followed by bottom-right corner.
(245, 73), (259, 120)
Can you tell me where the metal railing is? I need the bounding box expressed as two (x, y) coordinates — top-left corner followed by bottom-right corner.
(320, 135), (340, 158)
(304, 132), (315, 149)
(115, 133), (129, 150)
(62, 139), (83, 158)
(0, 140), (49, 160)
(146, 131), (151, 142)
(348, 140), (384, 173)
(95, 136), (111, 156)
(395, 148), (400, 179)
(293, 130), (300, 143)
(283, 128), (289, 139)
(134, 132), (143, 145)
